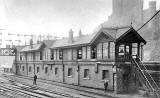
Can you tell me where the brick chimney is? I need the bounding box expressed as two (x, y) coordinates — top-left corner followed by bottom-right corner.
(68, 29), (74, 43)
(30, 39), (33, 48)
(79, 29), (82, 37)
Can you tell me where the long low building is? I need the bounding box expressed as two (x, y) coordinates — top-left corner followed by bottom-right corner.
(13, 26), (147, 93)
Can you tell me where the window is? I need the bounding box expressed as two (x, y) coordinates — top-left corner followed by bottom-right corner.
(29, 66), (31, 72)
(55, 67), (58, 75)
(77, 48), (82, 59)
(68, 68), (73, 77)
(103, 42), (108, 58)
(40, 52), (43, 60)
(45, 67), (48, 74)
(84, 69), (89, 78)
(102, 70), (109, 80)
(110, 42), (115, 59)
(22, 66), (24, 71)
(97, 43), (102, 58)
(91, 46), (96, 59)
(51, 50), (54, 60)
(118, 44), (124, 58)
(20, 55), (23, 61)
(50, 65), (53, 70)
(37, 67), (39, 73)
(59, 50), (63, 60)
(132, 43), (138, 56)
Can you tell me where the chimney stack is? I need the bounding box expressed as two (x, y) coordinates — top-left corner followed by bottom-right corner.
(79, 29), (82, 37)
(30, 39), (33, 48)
(68, 29), (74, 43)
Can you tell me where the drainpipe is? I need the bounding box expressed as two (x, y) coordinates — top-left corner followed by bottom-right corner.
(62, 50), (65, 83)
(25, 53), (28, 76)
(77, 62), (80, 85)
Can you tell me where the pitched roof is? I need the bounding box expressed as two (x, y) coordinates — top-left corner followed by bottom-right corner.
(51, 26), (146, 48)
(51, 33), (97, 48)
(20, 43), (44, 52)
(19, 26), (146, 51)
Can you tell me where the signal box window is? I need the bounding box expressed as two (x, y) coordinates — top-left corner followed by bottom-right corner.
(59, 50), (63, 60)
(91, 46), (96, 59)
(77, 48), (82, 59)
(51, 50), (54, 60)
(40, 52), (43, 60)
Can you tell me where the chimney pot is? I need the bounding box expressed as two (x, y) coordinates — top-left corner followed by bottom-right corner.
(68, 29), (74, 43)
(79, 29), (82, 37)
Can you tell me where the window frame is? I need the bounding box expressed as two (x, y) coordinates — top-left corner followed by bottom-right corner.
(45, 67), (48, 74)
(22, 66), (24, 71)
(91, 46), (97, 59)
(83, 69), (90, 79)
(102, 70), (109, 80)
(55, 67), (58, 75)
(40, 51), (43, 60)
(77, 47), (82, 59)
(29, 66), (31, 72)
(68, 68), (73, 77)
(59, 50), (63, 60)
(37, 67), (40, 73)
(50, 49), (54, 60)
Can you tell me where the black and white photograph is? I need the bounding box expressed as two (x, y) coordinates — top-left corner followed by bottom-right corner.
(0, 0), (159, 98)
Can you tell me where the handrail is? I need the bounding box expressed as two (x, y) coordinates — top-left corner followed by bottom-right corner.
(132, 58), (160, 98)
(134, 66), (151, 91)
(132, 58), (155, 92)
(138, 58), (159, 90)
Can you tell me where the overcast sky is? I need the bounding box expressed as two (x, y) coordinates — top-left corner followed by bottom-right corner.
(0, 0), (159, 37)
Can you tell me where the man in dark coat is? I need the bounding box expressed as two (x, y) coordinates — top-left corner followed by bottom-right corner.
(33, 74), (37, 85)
(104, 80), (109, 92)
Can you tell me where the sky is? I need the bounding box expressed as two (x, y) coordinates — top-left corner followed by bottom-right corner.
(0, 0), (159, 38)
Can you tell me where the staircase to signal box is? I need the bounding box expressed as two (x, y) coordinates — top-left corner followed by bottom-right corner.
(131, 57), (160, 98)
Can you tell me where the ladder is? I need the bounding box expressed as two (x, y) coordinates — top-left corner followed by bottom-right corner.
(132, 57), (160, 98)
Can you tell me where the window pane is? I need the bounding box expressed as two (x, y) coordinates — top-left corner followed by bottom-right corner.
(132, 43), (138, 56)
(103, 42), (108, 58)
(59, 50), (63, 60)
(77, 48), (82, 59)
(110, 42), (115, 59)
(91, 46), (96, 59)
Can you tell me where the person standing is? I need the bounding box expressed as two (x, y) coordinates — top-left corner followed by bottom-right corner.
(104, 80), (109, 92)
(33, 74), (37, 85)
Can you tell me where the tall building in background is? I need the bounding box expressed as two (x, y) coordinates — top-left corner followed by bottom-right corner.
(101, 0), (160, 61)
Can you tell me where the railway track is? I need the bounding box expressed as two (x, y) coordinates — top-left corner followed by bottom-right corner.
(0, 75), (82, 98)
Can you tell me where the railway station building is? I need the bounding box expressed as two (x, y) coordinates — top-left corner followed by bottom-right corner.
(13, 26), (147, 93)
